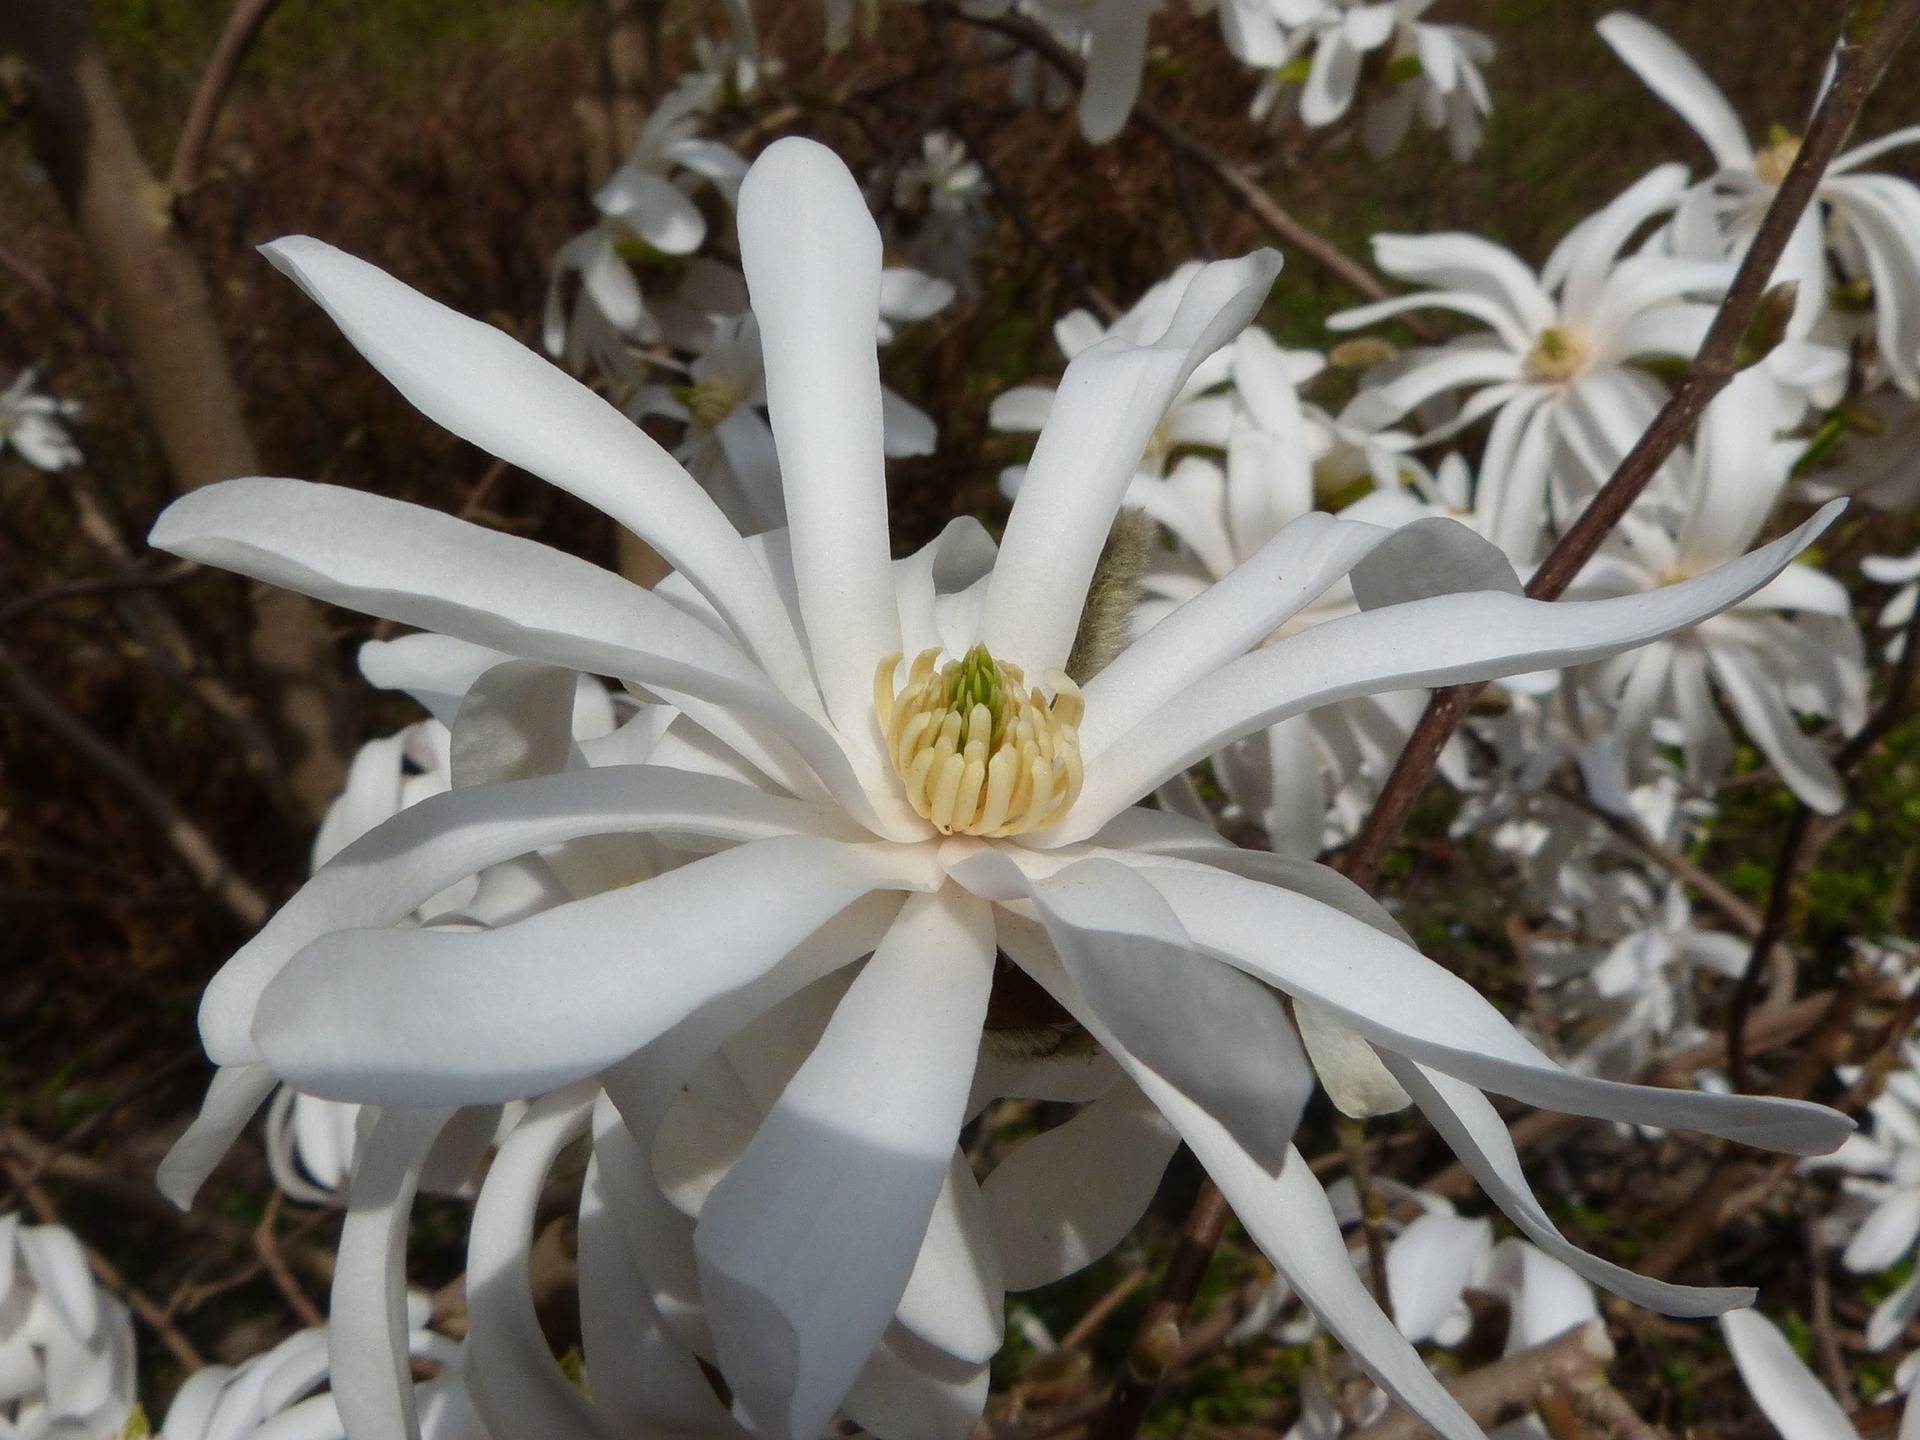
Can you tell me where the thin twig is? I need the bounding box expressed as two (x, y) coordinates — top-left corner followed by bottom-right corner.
(0, 1050), (200, 1214)
(1728, 586), (1920, 1087)
(0, 560), (198, 629)
(0, 644), (270, 927)
(1338, 1115), (1394, 1325)
(255, 1191), (326, 1328)
(1339, 0), (1920, 896)
(169, 0), (285, 197)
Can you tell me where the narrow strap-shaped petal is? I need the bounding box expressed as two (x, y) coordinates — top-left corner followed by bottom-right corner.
(981, 252), (1281, 674)
(892, 1155), (1006, 1365)
(1385, 1057), (1755, 1315)
(1080, 512), (1392, 753)
(464, 1091), (617, 1440)
(1052, 502), (1843, 842)
(1370, 231), (1557, 337)
(200, 766), (853, 1066)
(1143, 864), (1852, 1156)
(1596, 13), (1755, 171)
(254, 836), (941, 1105)
(329, 1105), (454, 1440)
(157, 1063), (282, 1208)
(1719, 1308), (1862, 1440)
(1078, 0), (1152, 142)
(1704, 641), (1846, 814)
(947, 847), (1313, 1174)
(738, 140), (902, 735)
(150, 479), (888, 830)
(695, 888), (995, 1440)
(255, 237), (815, 701)
(981, 1078), (1180, 1291)
(998, 915), (1486, 1440)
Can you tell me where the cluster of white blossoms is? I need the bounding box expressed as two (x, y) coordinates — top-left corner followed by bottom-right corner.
(0, 1217), (136, 1440)
(0, 369), (82, 472)
(18, 3), (1905, 1439)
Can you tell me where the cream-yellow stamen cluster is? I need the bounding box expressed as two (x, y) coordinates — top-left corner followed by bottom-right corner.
(874, 644), (1085, 836)
(1523, 324), (1592, 385)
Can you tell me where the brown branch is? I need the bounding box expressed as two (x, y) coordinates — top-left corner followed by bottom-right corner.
(1348, 1321), (1658, 1440)
(168, 0), (284, 197)
(1089, 1182), (1231, 1439)
(1337, 0), (1920, 896)
(0, 644), (270, 928)
(1339, 1115), (1395, 1325)
(255, 1191), (326, 1328)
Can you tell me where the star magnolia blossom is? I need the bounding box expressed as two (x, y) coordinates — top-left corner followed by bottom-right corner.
(0, 369), (82, 472)
(1328, 166), (1736, 562)
(1720, 1306), (1920, 1440)
(1600, 11), (1920, 394)
(1806, 1043), (1920, 1352)
(152, 138), (1854, 1440)
(159, 1298), (484, 1440)
(0, 1216), (136, 1440)
(1232, 0), (1495, 161)
(1567, 370), (1866, 814)
(543, 73), (748, 362)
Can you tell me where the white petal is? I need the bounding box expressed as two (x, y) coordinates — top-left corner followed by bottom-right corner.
(1078, 0), (1152, 143)
(595, 169), (707, 254)
(254, 837), (939, 1104)
(1719, 1308), (1861, 1440)
(201, 767), (856, 1065)
(981, 252), (1281, 674)
(1387, 1212), (1491, 1343)
(253, 238), (813, 698)
(328, 1106), (454, 1440)
(1596, 14), (1755, 170)
(738, 139), (902, 733)
(695, 889), (994, 1440)
(1057, 503), (1845, 841)
(982, 1079), (1181, 1290)
(1844, 1190), (1920, 1273)
(158, 1063), (282, 1207)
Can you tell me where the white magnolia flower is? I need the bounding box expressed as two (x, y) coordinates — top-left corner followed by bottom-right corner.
(1601, 11), (1920, 394)
(543, 74), (748, 363)
(0, 1217), (136, 1440)
(985, 0), (1160, 144)
(1530, 872), (1747, 1081)
(1329, 166), (1734, 562)
(0, 370), (82, 472)
(1236, 0), (1495, 161)
(159, 1298), (484, 1440)
(889, 132), (993, 293)
(1567, 371), (1865, 813)
(1720, 1306), (1920, 1440)
(152, 139), (1850, 1440)
(632, 267), (949, 534)
(1807, 1043), (1920, 1352)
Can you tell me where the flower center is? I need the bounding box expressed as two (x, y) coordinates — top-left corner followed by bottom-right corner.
(1754, 126), (1802, 186)
(874, 643), (1085, 836)
(1524, 325), (1591, 385)
(684, 375), (744, 430)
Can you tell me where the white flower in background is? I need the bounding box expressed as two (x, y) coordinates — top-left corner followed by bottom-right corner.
(1864, 545), (1920, 659)
(543, 74), (748, 363)
(151, 138), (1851, 1440)
(0, 369), (82, 472)
(267, 664), (619, 1206)
(983, 0), (1161, 144)
(1235, 0), (1495, 161)
(631, 266), (950, 534)
(0, 1217), (135, 1440)
(1600, 11), (1920, 394)
(1529, 872), (1747, 1081)
(159, 1297), (485, 1440)
(1720, 1306), (1920, 1440)
(1329, 166), (1734, 562)
(1566, 370), (1865, 813)
(890, 132), (993, 292)
(1807, 1043), (1920, 1353)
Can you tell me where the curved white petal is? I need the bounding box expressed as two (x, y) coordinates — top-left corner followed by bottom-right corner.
(253, 237), (813, 698)
(739, 139), (902, 734)
(982, 252), (1281, 674)
(695, 888), (994, 1440)
(1597, 14), (1755, 170)
(1719, 1308), (1860, 1440)
(254, 837), (941, 1105)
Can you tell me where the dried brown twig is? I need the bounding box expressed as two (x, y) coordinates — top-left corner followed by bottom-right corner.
(169, 0), (285, 197)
